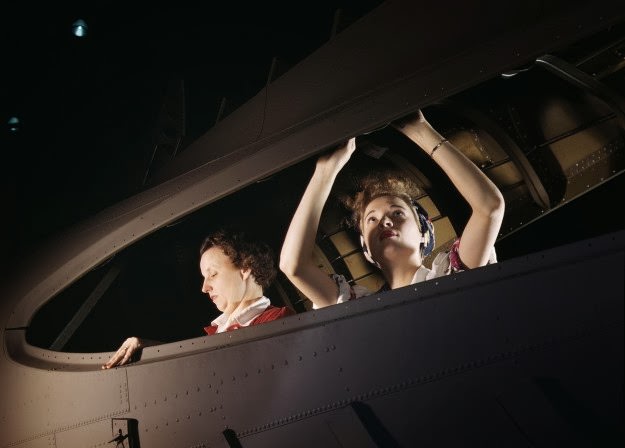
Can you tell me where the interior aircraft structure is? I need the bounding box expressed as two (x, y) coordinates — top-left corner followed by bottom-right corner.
(1, 1), (624, 446)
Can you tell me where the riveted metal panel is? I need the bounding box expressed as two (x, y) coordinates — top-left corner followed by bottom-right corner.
(5, 435), (55, 448)
(241, 405), (378, 448)
(53, 420), (113, 448)
(1, 363), (128, 447)
(99, 231), (621, 446)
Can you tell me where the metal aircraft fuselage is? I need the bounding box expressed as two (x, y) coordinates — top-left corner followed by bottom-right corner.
(2, 1), (624, 447)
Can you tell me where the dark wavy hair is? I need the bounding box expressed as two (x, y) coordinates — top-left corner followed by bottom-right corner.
(199, 230), (277, 289)
(342, 173), (423, 232)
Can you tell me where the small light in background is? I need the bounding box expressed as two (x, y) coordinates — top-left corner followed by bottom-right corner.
(8, 117), (20, 133)
(72, 19), (88, 38)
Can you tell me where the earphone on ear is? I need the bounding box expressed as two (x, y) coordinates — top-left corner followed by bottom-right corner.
(412, 201), (435, 257)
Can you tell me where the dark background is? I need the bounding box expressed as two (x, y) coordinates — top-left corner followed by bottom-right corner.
(0, 1), (383, 280)
(1, 2), (624, 285)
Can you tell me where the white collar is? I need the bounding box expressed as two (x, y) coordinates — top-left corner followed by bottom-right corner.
(211, 296), (271, 333)
(411, 264), (430, 284)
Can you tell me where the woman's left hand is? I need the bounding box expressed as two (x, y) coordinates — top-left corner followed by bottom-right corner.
(101, 337), (142, 369)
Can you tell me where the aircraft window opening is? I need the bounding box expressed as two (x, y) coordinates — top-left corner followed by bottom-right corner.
(26, 164), (318, 352)
(23, 23), (625, 353)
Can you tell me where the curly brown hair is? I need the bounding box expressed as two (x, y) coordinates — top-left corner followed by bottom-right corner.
(342, 172), (423, 233)
(199, 230), (277, 289)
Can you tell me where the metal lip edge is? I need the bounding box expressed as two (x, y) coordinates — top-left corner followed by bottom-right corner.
(4, 228), (624, 372)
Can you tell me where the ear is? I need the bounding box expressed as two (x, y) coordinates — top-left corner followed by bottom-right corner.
(240, 268), (252, 281)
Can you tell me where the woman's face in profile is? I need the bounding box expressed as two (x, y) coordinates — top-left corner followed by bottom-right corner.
(361, 195), (424, 266)
(199, 246), (249, 314)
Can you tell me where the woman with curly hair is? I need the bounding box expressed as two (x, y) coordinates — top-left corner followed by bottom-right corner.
(280, 110), (505, 308)
(103, 230), (293, 368)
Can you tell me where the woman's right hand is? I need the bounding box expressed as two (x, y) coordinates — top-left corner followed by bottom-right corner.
(316, 137), (356, 173)
(101, 337), (142, 369)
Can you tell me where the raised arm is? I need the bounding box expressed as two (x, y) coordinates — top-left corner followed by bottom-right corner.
(280, 139), (356, 308)
(394, 111), (505, 268)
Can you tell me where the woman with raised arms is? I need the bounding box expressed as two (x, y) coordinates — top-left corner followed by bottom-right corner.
(279, 110), (505, 308)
